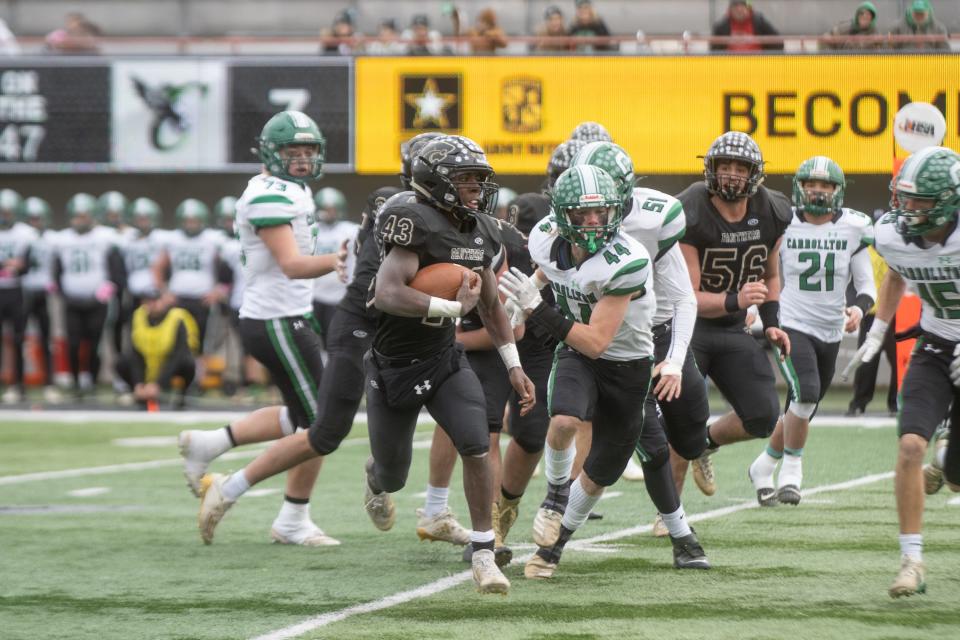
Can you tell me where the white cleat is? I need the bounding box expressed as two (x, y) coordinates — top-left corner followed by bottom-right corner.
(621, 456), (645, 481)
(2, 387), (22, 405)
(416, 507), (470, 546)
(692, 449), (717, 496)
(524, 553), (557, 579)
(889, 555), (926, 598)
(271, 521), (341, 547)
(179, 430), (212, 497)
(363, 460), (396, 531)
(43, 385), (63, 404)
(198, 473), (235, 545)
(532, 507), (563, 548)
(472, 548), (510, 594)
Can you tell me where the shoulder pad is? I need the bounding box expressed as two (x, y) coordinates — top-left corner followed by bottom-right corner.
(376, 200), (438, 250)
(840, 208), (872, 227)
(761, 187), (793, 222)
(596, 236), (650, 297)
(675, 182), (711, 227)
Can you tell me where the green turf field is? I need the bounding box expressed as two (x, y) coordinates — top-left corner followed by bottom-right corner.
(1, 414), (957, 640)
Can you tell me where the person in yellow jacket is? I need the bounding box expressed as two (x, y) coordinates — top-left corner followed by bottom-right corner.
(115, 289), (199, 409)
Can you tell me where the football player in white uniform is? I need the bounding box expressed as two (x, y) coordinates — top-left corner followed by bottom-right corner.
(179, 111), (343, 547)
(311, 187), (359, 339)
(0, 188), (35, 404)
(501, 165), (695, 579)
(749, 157), (875, 506)
(845, 147), (960, 598)
(20, 197), (61, 404)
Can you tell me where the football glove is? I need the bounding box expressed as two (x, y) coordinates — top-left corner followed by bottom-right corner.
(840, 318), (887, 381)
(503, 298), (526, 329)
(499, 267), (543, 313)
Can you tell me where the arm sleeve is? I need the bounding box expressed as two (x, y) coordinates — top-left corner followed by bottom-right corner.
(52, 253), (63, 292)
(19, 246), (32, 276)
(850, 246), (877, 311)
(216, 256), (233, 286)
(107, 246), (126, 289)
(655, 244), (697, 366)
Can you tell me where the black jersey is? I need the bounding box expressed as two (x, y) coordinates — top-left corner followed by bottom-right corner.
(678, 182), (791, 327)
(371, 200), (503, 360)
(460, 218), (528, 334)
(339, 187), (407, 319)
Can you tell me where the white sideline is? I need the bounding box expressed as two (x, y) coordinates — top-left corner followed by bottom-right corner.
(249, 470), (895, 640)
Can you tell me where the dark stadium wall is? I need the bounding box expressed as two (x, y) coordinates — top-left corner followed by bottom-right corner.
(2, 173), (895, 228)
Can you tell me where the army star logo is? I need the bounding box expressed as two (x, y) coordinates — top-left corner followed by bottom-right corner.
(401, 75), (461, 131)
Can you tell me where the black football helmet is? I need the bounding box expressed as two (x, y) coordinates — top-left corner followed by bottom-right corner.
(400, 132), (445, 190)
(546, 139), (587, 189)
(410, 135), (499, 219)
(702, 131), (765, 201)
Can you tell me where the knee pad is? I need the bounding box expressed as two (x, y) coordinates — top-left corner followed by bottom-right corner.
(455, 437), (490, 458)
(278, 406), (295, 436)
(788, 402), (817, 420)
(743, 413), (778, 438)
(669, 423), (708, 461)
(512, 430), (545, 454)
(639, 444), (670, 471)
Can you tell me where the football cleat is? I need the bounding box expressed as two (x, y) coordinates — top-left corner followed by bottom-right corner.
(198, 473), (235, 545)
(524, 552), (558, 579)
(670, 529), (711, 570)
(472, 548), (510, 594)
(494, 494), (521, 542)
(270, 521), (341, 547)
(923, 436), (948, 495)
(179, 430), (212, 497)
(490, 500), (514, 566)
(651, 513), (669, 538)
(532, 507), (564, 548)
(748, 464), (778, 507)
(777, 484), (802, 506)
(363, 459), (396, 531)
(621, 456), (645, 481)
(1, 387), (22, 405)
(889, 555), (926, 598)
(415, 507), (470, 546)
(692, 448), (717, 496)
(43, 386), (63, 404)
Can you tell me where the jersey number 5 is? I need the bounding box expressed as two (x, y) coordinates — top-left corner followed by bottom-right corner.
(700, 246), (767, 292)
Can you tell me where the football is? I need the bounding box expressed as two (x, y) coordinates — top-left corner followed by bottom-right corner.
(409, 263), (480, 301)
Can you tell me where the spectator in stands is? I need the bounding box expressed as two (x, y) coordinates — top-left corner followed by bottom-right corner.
(569, 0), (613, 52)
(321, 11), (359, 55)
(367, 18), (407, 55)
(711, 0), (783, 52)
(45, 12), (101, 54)
(535, 5), (571, 52)
(0, 17), (19, 55)
(452, 7), (508, 54)
(890, 0), (949, 51)
(825, 2), (883, 50)
(403, 14), (450, 55)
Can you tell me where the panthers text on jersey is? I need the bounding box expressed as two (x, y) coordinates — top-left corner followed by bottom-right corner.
(236, 173), (318, 320)
(529, 215), (655, 361)
(21, 229), (58, 293)
(678, 181), (792, 326)
(0, 222), (37, 289)
(53, 226), (121, 299)
(313, 219), (359, 305)
(125, 229), (170, 298)
(780, 208), (875, 343)
(459, 218), (528, 334)
(874, 213), (960, 341)
(371, 199), (503, 361)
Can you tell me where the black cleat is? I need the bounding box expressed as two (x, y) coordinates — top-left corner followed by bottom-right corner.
(671, 529), (711, 570)
(587, 511), (603, 520)
(777, 485), (801, 505)
(757, 487), (779, 507)
(494, 545), (513, 567)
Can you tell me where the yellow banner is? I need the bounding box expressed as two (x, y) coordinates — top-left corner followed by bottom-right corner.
(355, 55), (959, 175)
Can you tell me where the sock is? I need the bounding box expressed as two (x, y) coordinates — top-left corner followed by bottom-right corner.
(544, 444), (575, 486)
(223, 425), (238, 448)
(935, 445), (946, 469)
(560, 477), (601, 532)
(221, 470), (250, 501)
(501, 487), (522, 501)
(275, 498), (309, 527)
(538, 525), (575, 564)
(766, 444), (784, 459)
(899, 533), (923, 560)
(750, 449), (780, 486)
(191, 428), (233, 459)
(471, 529), (495, 552)
(423, 484), (449, 517)
(660, 505), (692, 539)
(779, 452), (803, 488)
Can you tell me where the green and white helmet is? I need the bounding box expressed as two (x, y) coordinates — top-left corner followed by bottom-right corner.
(97, 191), (128, 225)
(21, 197), (52, 223)
(0, 188), (22, 227)
(572, 141), (635, 208)
(176, 198), (209, 235)
(67, 193), (98, 232)
(213, 196), (238, 220)
(314, 187), (347, 219)
(892, 146), (960, 237)
(257, 111), (325, 183)
(792, 156), (845, 216)
(129, 197), (161, 232)
(551, 165), (623, 254)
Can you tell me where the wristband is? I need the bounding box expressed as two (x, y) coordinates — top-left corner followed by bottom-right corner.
(724, 291), (740, 313)
(427, 296), (463, 318)
(532, 271), (550, 290)
(853, 294), (874, 317)
(497, 343), (521, 370)
(529, 301), (574, 340)
(758, 301), (780, 330)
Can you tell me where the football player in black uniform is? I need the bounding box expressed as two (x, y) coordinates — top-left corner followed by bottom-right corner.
(363, 136), (534, 594)
(677, 131), (792, 497)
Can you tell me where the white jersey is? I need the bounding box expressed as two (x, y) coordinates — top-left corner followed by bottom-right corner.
(54, 226), (119, 300)
(0, 222), (38, 289)
(219, 235), (245, 311)
(312, 219), (359, 305)
(125, 229), (169, 297)
(163, 228), (223, 298)
(22, 228), (59, 292)
(530, 215), (655, 361)
(237, 173), (318, 320)
(875, 213), (960, 342)
(780, 208), (876, 343)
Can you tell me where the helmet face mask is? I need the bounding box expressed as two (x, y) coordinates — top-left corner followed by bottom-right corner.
(411, 136), (499, 220)
(703, 132), (765, 201)
(793, 156), (845, 217)
(891, 147), (960, 238)
(257, 111), (325, 183)
(552, 165), (623, 254)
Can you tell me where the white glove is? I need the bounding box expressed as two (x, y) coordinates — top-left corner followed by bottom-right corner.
(840, 319), (887, 381)
(503, 298), (526, 329)
(950, 344), (960, 387)
(498, 267), (543, 313)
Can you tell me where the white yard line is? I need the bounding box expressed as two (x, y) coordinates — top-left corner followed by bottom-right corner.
(250, 470), (895, 640)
